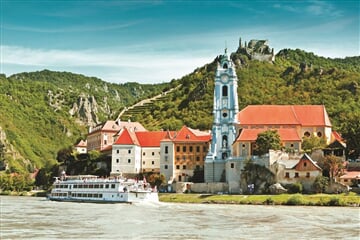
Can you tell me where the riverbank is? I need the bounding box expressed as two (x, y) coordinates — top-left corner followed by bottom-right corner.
(159, 192), (360, 207)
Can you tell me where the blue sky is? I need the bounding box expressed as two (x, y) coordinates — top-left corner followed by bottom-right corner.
(1, 0), (359, 84)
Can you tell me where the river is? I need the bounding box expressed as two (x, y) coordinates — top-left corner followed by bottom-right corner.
(0, 196), (359, 239)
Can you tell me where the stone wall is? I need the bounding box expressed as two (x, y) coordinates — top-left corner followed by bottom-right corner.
(190, 182), (229, 194)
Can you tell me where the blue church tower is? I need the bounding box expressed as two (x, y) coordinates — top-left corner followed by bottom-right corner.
(205, 48), (239, 183)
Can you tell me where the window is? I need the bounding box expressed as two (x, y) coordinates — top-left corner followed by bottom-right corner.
(176, 165), (180, 169)
(143, 152), (145, 156)
(317, 132), (322, 137)
(290, 144), (294, 148)
(111, 184), (115, 189)
(304, 131), (310, 137)
(183, 165), (186, 169)
(104, 140), (107, 145)
(196, 146), (200, 152)
(164, 165), (168, 170)
(306, 172), (310, 178)
(183, 146), (186, 152)
(295, 172), (299, 178)
(189, 146), (193, 152)
(165, 156), (168, 161)
(222, 111), (228, 118)
(230, 163), (234, 168)
(222, 135), (228, 148)
(178, 176), (182, 182)
(182, 155), (186, 161)
(128, 150), (131, 154)
(152, 161), (155, 165)
(128, 159), (131, 163)
(116, 159), (119, 163)
(222, 86), (228, 97)
(177, 146), (180, 152)
(116, 150), (119, 154)
(165, 146), (169, 154)
(285, 172), (290, 178)
(304, 162), (307, 167)
(143, 161), (145, 165)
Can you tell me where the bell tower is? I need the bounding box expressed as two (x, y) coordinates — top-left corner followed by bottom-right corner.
(205, 48), (239, 182)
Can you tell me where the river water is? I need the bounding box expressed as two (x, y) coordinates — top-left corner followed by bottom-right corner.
(0, 196), (359, 240)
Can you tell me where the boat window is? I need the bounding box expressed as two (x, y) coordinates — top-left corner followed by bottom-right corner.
(100, 184), (103, 188)
(105, 184), (109, 189)
(89, 184), (94, 188)
(99, 194), (103, 198)
(111, 184), (116, 189)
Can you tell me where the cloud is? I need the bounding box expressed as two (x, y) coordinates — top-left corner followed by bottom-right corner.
(2, 21), (142, 33)
(0, 45), (212, 83)
(273, 1), (343, 17)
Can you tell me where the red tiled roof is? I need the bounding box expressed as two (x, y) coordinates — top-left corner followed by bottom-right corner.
(173, 126), (211, 142)
(236, 128), (301, 142)
(136, 131), (170, 147)
(113, 128), (140, 146)
(237, 105), (331, 127)
(332, 131), (344, 142)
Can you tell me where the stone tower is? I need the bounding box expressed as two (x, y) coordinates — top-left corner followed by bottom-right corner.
(205, 49), (239, 183)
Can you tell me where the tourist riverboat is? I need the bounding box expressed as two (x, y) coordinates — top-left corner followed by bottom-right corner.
(48, 174), (158, 203)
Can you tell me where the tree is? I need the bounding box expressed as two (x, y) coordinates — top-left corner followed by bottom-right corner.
(312, 176), (329, 193)
(254, 130), (281, 156)
(302, 136), (326, 153)
(190, 167), (204, 183)
(318, 155), (344, 182)
(148, 173), (166, 188)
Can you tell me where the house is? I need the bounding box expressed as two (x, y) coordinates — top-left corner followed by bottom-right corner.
(271, 153), (322, 191)
(338, 170), (360, 187)
(160, 126), (211, 183)
(86, 120), (146, 153)
(111, 128), (172, 176)
(111, 128), (141, 177)
(74, 140), (87, 154)
(234, 105), (333, 157)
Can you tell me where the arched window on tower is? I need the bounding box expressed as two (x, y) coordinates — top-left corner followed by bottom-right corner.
(222, 86), (228, 97)
(223, 63), (228, 69)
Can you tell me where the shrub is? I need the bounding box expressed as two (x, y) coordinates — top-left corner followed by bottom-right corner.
(286, 194), (303, 205)
(328, 196), (343, 206)
(287, 183), (303, 193)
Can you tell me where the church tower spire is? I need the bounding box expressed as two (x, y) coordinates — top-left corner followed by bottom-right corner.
(205, 48), (239, 183)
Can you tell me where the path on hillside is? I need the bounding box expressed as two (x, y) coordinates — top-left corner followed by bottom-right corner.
(117, 84), (182, 119)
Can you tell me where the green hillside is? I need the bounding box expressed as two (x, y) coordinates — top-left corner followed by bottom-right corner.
(0, 70), (169, 174)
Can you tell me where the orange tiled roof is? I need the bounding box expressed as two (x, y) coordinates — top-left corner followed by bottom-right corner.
(113, 128), (140, 146)
(237, 105), (331, 127)
(236, 128), (301, 142)
(173, 126), (211, 142)
(136, 131), (171, 147)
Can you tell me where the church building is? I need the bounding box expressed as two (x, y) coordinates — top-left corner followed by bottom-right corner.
(204, 49), (243, 192)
